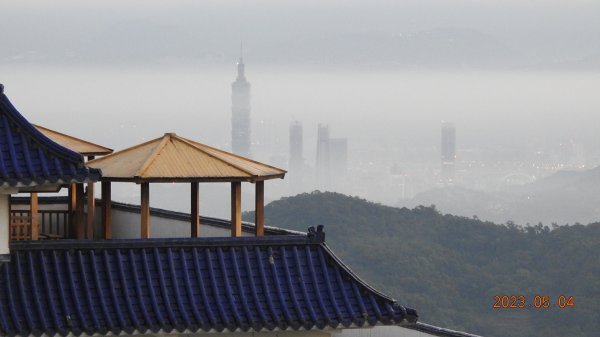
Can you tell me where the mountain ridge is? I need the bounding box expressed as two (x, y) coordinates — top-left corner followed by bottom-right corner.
(245, 191), (600, 337)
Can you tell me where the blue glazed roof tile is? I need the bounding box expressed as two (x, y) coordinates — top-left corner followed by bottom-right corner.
(0, 84), (100, 187)
(0, 232), (417, 336)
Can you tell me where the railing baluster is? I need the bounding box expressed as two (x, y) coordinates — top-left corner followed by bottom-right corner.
(10, 209), (70, 240)
(41, 212), (46, 234)
(52, 212), (56, 236)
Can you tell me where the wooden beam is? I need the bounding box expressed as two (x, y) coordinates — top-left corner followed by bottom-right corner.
(140, 182), (150, 239)
(75, 183), (85, 239)
(255, 181), (264, 236)
(191, 182), (200, 237)
(231, 182), (242, 237)
(86, 182), (95, 239)
(30, 192), (39, 240)
(101, 181), (112, 239)
(86, 155), (95, 239)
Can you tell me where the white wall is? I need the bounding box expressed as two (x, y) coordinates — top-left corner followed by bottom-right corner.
(0, 194), (9, 258)
(152, 330), (332, 337)
(335, 326), (437, 337)
(93, 206), (253, 239)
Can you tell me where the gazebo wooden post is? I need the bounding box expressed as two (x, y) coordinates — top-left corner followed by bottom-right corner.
(67, 183), (76, 236)
(86, 155), (95, 239)
(101, 181), (112, 239)
(141, 182), (150, 239)
(191, 182), (200, 237)
(75, 183), (85, 239)
(255, 181), (264, 236)
(30, 192), (39, 240)
(231, 182), (242, 237)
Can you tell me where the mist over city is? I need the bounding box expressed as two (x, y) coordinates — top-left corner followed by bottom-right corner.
(4, 1), (600, 336)
(2, 0), (600, 224)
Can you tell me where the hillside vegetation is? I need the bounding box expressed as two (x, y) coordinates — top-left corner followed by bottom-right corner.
(244, 191), (600, 337)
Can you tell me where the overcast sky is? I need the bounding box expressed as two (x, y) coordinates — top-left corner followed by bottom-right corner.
(2, 0), (600, 214)
(2, 0), (600, 68)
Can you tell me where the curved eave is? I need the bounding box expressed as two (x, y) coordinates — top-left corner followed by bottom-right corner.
(0, 167), (101, 188)
(321, 242), (398, 301)
(0, 93), (84, 163)
(0, 87), (101, 186)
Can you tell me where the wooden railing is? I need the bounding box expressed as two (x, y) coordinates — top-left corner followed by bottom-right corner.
(10, 210), (71, 240)
(10, 211), (32, 241)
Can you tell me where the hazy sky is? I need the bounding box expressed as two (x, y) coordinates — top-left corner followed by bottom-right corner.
(2, 0), (599, 150)
(2, 0), (600, 216)
(2, 0), (600, 68)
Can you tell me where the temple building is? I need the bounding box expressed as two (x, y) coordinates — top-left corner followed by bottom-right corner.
(0, 84), (480, 337)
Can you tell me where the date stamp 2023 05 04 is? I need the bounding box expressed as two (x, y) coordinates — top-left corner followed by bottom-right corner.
(493, 295), (575, 309)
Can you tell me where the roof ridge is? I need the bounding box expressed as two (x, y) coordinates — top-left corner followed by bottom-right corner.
(174, 134), (256, 177)
(87, 135), (164, 166)
(10, 234), (323, 251)
(135, 134), (172, 177)
(33, 124), (113, 154)
(189, 138), (287, 173)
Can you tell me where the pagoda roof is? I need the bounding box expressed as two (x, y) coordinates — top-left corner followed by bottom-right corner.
(0, 84), (101, 188)
(87, 133), (286, 183)
(33, 124), (113, 157)
(0, 228), (417, 336)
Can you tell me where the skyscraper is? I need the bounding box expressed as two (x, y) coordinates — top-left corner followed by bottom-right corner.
(316, 124), (330, 189)
(441, 122), (456, 183)
(315, 124), (348, 191)
(289, 121), (304, 194)
(328, 137), (348, 189)
(231, 54), (251, 157)
(329, 138), (348, 176)
(289, 121), (303, 172)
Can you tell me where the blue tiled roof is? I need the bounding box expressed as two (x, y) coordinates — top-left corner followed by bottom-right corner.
(0, 229), (417, 336)
(0, 84), (100, 187)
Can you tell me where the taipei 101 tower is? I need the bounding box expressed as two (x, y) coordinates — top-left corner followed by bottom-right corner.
(231, 47), (251, 157)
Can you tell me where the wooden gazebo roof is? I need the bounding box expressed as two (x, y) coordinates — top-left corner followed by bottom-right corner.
(33, 124), (113, 157)
(87, 133), (285, 239)
(86, 133), (286, 182)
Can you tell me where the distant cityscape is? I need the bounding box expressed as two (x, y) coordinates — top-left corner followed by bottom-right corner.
(230, 58), (594, 215)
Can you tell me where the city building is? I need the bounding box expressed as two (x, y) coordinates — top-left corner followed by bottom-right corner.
(231, 54), (251, 157)
(316, 124), (331, 189)
(289, 121), (304, 193)
(329, 138), (348, 178)
(441, 122), (456, 184)
(316, 124), (348, 191)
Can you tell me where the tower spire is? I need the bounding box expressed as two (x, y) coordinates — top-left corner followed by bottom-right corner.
(237, 42), (246, 80)
(232, 43), (251, 158)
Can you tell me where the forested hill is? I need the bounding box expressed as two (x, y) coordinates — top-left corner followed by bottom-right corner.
(243, 191), (600, 337)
